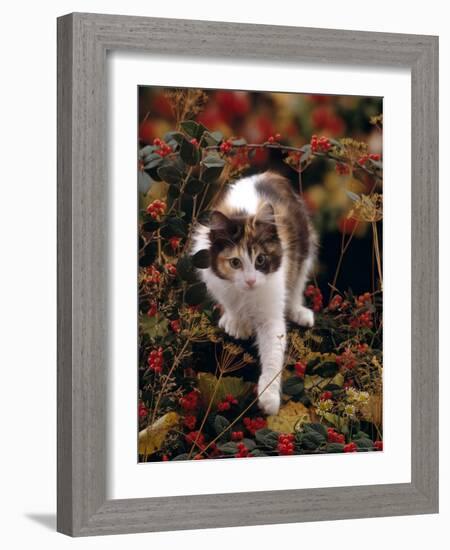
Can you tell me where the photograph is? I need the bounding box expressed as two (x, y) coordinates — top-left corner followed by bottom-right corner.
(137, 86), (383, 462)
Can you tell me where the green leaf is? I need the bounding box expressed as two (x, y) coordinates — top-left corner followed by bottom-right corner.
(180, 138), (201, 166)
(176, 255), (198, 283)
(200, 130), (223, 146)
(255, 429), (279, 449)
(353, 438), (373, 450)
(144, 153), (164, 170)
(304, 423), (328, 439)
(180, 120), (208, 140)
(249, 449), (268, 457)
(192, 249), (210, 269)
(255, 428), (274, 446)
(185, 282), (207, 305)
(306, 357), (321, 374)
(241, 438), (256, 451)
(326, 443), (345, 453)
(138, 171), (152, 194)
(214, 415), (231, 437)
(167, 184), (180, 201)
(172, 453), (189, 461)
(282, 376), (304, 396)
(313, 361), (339, 378)
(202, 166), (224, 184)
(140, 145), (155, 158)
(300, 431), (325, 450)
(217, 441), (238, 455)
(157, 164), (183, 185)
(163, 131), (185, 145)
(202, 154), (226, 168)
(180, 120), (199, 138)
(185, 178), (204, 195)
(231, 138), (247, 146)
(160, 217), (188, 238)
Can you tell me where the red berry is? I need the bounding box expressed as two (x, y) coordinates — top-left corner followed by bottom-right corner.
(170, 319), (181, 333)
(184, 415), (197, 430)
(169, 236), (181, 250)
(343, 442), (358, 453)
(320, 391), (333, 400)
(294, 361), (306, 377)
(329, 294), (343, 311)
(374, 440), (383, 451)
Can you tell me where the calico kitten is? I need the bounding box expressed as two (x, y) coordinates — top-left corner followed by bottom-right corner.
(191, 171), (317, 415)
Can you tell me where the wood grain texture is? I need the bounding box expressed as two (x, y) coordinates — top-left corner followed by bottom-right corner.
(57, 12), (439, 536)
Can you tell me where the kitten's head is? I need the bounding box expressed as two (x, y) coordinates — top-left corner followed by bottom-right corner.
(208, 203), (282, 291)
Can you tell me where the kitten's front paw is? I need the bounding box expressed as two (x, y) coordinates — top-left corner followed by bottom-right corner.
(289, 305), (315, 328)
(258, 388), (281, 416)
(219, 312), (252, 340)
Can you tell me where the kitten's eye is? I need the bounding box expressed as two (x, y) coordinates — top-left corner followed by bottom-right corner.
(255, 254), (266, 267)
(229, 257), (242, 269)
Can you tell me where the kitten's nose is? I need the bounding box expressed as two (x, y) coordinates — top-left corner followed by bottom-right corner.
(245, 278), (256, 288)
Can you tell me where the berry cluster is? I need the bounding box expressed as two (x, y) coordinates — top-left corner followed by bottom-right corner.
(138, 401), (148, 418)
(183, 415), (197, 431)
(305, 284), (323, 312)
(231, 430), (244, 441)
(165, 263), (177, 276)
(169, 319), (181, 333)
(147, 347), (164, 373)
(217, 393), (238, 412)
(235, 442), (250, 458)
(343, 442), (358, 453)
(143, 265), (161, 284)
(169, 236), (181, 250)
(328, 294), (343, 311)
(267, 133), (281, 143)
(356, 343), (369, 353)
(374, 440), (383, 451)
(320, 390), (333, 401)
(350, 311), (373, 329)
(146, 199), (166, 220)
(219, 139), (233, 154)
(153, 137), (173, 157)
(277, 433), (295, 455)
(336, 348), (357, 370)
(294, 361), (307, 377)
(357, 153), (380, 165)
(310, 134), (331, 153)
(179, 390), (200, 411)
(327, 428), (345, 444)
(335, 162), (350, 175)
(185, 430), (205, 449)
(243, 416), (267, 436)
(356, 292), (372, 307)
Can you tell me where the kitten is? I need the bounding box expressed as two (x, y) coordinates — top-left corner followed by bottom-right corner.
(191, 171), (317, 415)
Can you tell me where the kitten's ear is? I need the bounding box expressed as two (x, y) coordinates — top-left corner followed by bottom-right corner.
(209, 210), (231, 231)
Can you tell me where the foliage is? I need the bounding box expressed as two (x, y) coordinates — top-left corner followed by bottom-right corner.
(138, 90), (383, 462)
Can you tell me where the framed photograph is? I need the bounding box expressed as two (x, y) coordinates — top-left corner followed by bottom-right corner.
(57, 13), (438, 536)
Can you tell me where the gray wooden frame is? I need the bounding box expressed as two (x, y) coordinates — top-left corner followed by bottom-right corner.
(57, 12), (439, 537)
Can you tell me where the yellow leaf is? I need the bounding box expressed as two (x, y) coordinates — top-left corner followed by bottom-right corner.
(267, 401), (311, 433)
(360, 393), (383, 426)
(138, 412), (180, 456)
(197, 372), (253, 408)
